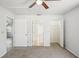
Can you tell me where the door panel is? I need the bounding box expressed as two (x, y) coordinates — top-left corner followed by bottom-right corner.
(32, 23), (38, 46)
(14, 19), (27, 46)
(43, 25), (50, 46)
(33, 22), (44, 46)
(14, 18), (33, 47)
(26, 19), (32, 46)
(37, 24), (44, 46)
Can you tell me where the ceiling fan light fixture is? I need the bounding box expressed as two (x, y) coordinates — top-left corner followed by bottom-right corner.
(36, 0), (43, 5)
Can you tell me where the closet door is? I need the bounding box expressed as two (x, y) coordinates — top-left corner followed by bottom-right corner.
(33, 21), (44, 46)
(37, 24), (44, 46)
(26, 18), (32, 46)
(43, 25), (50, 46)
(32, 21), (38, 46)
(14, 19), (27, 47)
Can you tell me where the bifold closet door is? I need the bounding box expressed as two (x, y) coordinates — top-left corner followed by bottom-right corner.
(37, 24), (44, 46)
(26, 19), (32, 46)
(44, 25), (50, 46)
(33, 23), (44, 46)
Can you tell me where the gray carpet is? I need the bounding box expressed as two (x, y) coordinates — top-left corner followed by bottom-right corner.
(2, 43), (76, 58)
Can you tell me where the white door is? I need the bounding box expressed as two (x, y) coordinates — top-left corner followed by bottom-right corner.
(14, 19), (27, 47)
(43, 25), (50, 46)
(14, 18), (33, 47)
(26, 19), (32, 46)
(33, 22), (44, 46)
(37, 24), (44, 46)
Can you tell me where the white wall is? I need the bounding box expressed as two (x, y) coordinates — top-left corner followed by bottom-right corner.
(64, 6), (79, 57)
(14, 15), (64, 46)
(0, 6), (14, 57)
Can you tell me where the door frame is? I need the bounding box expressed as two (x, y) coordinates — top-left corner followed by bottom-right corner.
(59, 19), (65, 48)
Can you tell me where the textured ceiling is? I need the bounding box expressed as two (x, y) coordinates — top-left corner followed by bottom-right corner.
(0, 0), (79, 15)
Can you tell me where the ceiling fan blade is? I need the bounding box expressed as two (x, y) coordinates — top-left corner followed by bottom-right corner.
(44, 0), (60, 1)
(42, 2), (49, 9)
(29, 2), (36, 8)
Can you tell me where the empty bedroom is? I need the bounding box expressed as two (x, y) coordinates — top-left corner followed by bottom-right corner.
(0, 0), (79, 58)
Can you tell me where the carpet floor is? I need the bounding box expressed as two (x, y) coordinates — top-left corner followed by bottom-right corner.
(2, 43), (76, 58)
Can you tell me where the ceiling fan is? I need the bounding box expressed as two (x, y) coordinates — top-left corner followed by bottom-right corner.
(29, 0), (60, 9)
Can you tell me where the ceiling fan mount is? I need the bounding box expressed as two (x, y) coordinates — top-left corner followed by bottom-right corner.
(29, 0), (60, 9)
(36, 0), (43, 5)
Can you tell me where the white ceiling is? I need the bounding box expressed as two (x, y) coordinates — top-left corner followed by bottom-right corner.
(0, 0), (79, 15)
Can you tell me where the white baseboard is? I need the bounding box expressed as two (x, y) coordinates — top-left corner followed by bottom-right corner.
(66, 48), (79, 57)
(0, 51), (7, 58)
